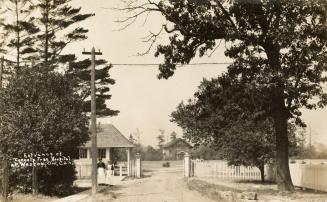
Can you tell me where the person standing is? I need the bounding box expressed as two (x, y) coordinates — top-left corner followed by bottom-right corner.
(97, 158), (106, 185)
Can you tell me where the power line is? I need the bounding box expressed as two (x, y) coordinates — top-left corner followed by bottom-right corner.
(111, 62), (232, 66)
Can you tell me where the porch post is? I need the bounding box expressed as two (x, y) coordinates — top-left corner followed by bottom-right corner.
(127, 148), (131, 176)
(87, 148), (91, 159)
(106, 148), (110, 161)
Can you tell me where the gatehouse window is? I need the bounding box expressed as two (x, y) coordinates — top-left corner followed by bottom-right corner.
(79, 149), (87, 159)
(98, 148), (106, 159)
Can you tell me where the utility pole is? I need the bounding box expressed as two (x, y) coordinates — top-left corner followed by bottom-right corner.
(309, 124), (312, 165)
(82, 48), (102, 194)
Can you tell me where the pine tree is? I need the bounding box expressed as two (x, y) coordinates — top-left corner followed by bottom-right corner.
(67, 58), (119, 116)
(170, 131), (177, 141)
(2, 0), (39, 72)
(33, 0), (94, 70)
(0, 2), (7, 53)
(157, 129), (165, 149)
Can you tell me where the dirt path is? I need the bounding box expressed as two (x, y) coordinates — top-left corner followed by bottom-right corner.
(111, 168), (215, 202)
(80, 164), (215, 202)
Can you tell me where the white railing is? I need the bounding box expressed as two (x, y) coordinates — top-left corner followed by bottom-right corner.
(192, 160), (261, 180)
(74, 160), (128, 178)
(289, 163), (327, 192)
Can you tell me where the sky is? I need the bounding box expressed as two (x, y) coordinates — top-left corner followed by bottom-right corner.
(66, 0), (327, 146)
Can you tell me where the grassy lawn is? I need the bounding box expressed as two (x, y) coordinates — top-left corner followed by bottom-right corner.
(9, 187), (89, 202)
(187, 178), (327, 202)
(11, 193), (57, 202)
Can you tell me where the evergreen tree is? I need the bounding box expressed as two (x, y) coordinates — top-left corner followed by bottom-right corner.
(2, 0), (39, 72)
(157, 129), (165, 149)
(129, 133), (136, 144)
(33, 0), (94, 70)
(0, 2), (7, 53)
(67, 59), (119, 116)
(170, 131), (177, 141)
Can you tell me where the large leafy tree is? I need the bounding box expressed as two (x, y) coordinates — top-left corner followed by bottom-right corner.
(172, 75), (300, 182)
(123, 0), (327, 190)
(0, 67), (89, 195)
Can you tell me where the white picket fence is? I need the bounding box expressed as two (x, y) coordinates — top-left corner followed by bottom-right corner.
(190, 160), (327, 192)
(191, 160), (261, 180)
(289, 163), (327, 192)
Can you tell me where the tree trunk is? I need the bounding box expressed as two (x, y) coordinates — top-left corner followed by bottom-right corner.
(1, 158), (9, 202)
(258, 163), (265, 183)
(43, 0), (50, 68)
(265, 43), (294, 191)
(15, 0), (20, 73)
(32, 166), (38, 195)
(273, 89), (294, 191)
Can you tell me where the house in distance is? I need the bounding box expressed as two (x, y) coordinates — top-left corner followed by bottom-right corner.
(162, 138), (192, 160)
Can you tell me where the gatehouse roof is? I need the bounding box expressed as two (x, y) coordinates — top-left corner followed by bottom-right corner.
(81, 124), (135, 148)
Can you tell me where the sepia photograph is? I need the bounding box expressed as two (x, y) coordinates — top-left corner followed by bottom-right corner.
(0, 0), (326, 201)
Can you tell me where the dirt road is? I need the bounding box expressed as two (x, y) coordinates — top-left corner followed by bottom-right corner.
(113, 168), (214, 202)
(82, 161), (215, 202)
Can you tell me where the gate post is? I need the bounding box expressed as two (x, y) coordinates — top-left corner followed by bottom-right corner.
(126, 148), (131, 176)
(184, 153), (191, 177)
(136, 153), (141, 178)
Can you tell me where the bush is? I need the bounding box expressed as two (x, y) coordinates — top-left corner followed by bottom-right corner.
(289, 160), (296, 164)
(10, 164), (77, 197)
(162, 162), (170, 167)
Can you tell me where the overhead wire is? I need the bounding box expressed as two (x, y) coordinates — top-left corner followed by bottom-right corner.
(110, 62), (232, 66)
(111, 62), (232, 67)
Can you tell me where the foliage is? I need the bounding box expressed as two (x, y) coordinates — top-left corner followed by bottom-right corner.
(122, 0), (327, 191)
(2, 0), (39, 70)
(10, 164), (77, 197)
(1, 0), (117, 116)
(170, 131), (177, 141)
(157, 129), (165, 149)
(30, 0), (93, 69)
(67, 59), (119, 117)
(129, 133), (136, 144)
(162, 162), (170, 167)
(0, 67), (89, 195)
(0, 0), (118, 196)
(128, 128), (141, 145)
(143, 145), (163, 161)
(172, 75), (302, 181)
(189, 145), (222, 160)
(171, 76), (275, 181)
(298, 143), (327, 159)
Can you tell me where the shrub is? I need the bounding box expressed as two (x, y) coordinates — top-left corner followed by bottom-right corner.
(162, 162), (170, 167)
(10, 164), (77, 197)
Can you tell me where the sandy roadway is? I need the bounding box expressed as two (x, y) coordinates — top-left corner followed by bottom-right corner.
(112, 170), (214, 202)
(105, 164), (215, 202)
